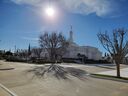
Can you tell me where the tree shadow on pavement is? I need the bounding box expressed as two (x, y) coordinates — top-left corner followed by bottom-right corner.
(28, 64), (89, 80)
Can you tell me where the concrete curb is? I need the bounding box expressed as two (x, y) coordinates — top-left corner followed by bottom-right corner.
(0, 83), (17, 96)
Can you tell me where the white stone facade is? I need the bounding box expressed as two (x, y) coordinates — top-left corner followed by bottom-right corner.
(63, 41), (102, 60)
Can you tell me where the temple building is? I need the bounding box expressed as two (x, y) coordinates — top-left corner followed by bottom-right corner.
(63, 27), (102, 60)
(31, 27), (102, 60)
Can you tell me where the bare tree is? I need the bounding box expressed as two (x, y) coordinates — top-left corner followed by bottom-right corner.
(18, 49), (28, 60)
(39, 32), (68, 62)
(28, 32), (86, 79)
(28, 32), (90, 80)
(97, 28), (128, 77)
(31, 48), (42, 59)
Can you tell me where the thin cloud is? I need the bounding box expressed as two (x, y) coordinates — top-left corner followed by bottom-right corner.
(21, 37), (38, 41)
(9, 0), (118, 17)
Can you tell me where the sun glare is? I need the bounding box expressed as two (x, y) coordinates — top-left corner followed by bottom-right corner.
(45, 7), (55, 17)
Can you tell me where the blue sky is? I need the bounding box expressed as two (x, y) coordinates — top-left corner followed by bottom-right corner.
(0, 0), (128, 54)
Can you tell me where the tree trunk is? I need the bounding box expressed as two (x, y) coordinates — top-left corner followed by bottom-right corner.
(116, 63), (120, 77)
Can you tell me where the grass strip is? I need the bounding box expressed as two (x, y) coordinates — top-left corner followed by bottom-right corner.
(91, 73), (128, 82)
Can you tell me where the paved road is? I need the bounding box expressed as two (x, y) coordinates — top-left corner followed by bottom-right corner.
(0, 87), (11, 96)
(0, 61), (128, 96)
(0, 83), (17, 96)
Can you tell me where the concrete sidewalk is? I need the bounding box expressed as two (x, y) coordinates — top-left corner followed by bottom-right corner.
(97, 68), (128, 78)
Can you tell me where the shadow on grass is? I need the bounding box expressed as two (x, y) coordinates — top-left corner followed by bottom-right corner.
(91, 74), (128, 83)
(28, 64), (89, 80)
(95, 65), (115, 69)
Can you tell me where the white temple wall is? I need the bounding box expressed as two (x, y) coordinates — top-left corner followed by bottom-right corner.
(63, 45), (102, 60)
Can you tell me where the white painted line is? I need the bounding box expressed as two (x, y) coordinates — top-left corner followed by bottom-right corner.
(0, 83), (17, 96)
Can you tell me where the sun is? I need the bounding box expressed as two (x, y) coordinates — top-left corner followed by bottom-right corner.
(45, 7), (55, 17)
